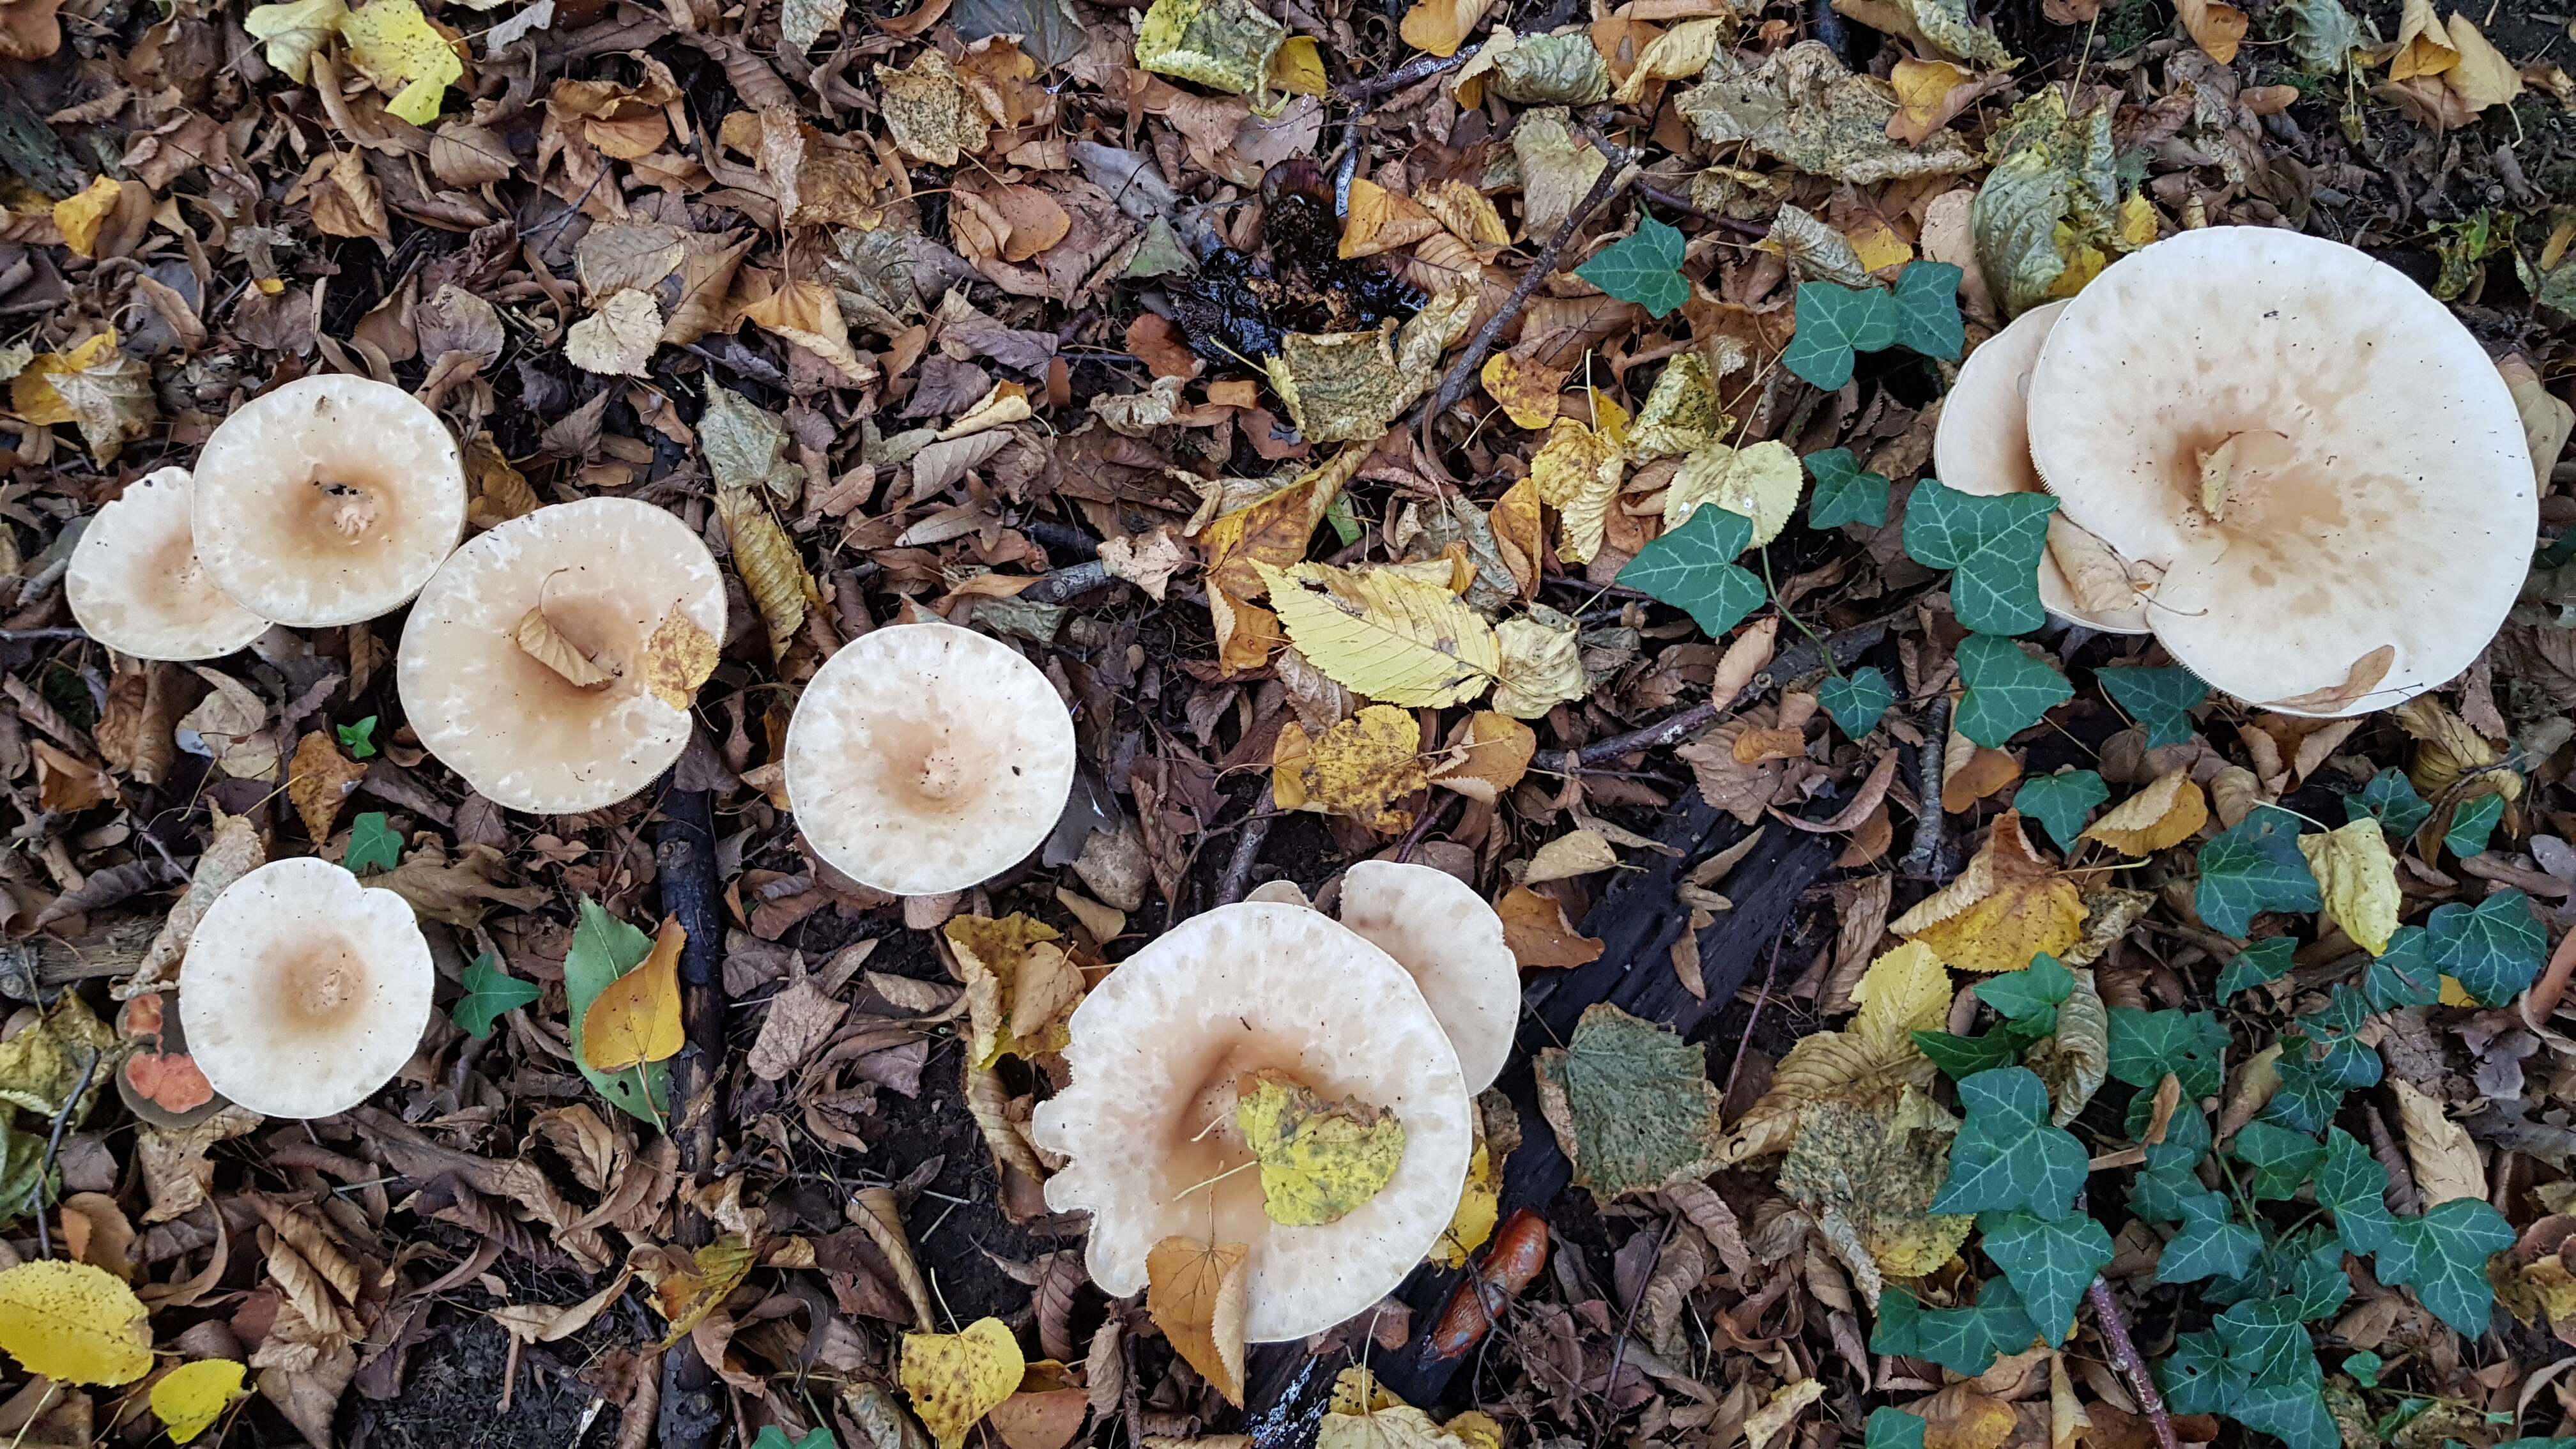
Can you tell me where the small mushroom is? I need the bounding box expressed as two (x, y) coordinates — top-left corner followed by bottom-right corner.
(1029, 902), (1474, 1342)
(1933, 302), (2149, 635)
(192, 375), (467, 627)
(1333, 860), (1519, 1092)
(178, 855), (435, 1119)
(784, 622), (1077, 896)
(2025, 228), (2535, 715)
(396, 498), (726, 814)
(65, 468), (270, 660)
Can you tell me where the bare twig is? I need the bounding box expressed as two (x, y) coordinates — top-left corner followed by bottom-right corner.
(1213, 812), (1273, 908)
(1021, 560), (1112, 605)
(1425, 156), (1635, 418)
(1901, 694), (1952, 881)
(1533, 617), (1890, 773)
(1333, 50), (1470, 102)
(0, 629), (87, 643)
(2087, 1277), (2178, 1449)
(1590, 1216), (1676, 1449)
(30, 1048), (98, 1257)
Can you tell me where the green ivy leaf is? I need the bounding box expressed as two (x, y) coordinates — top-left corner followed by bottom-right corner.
(2340, 1351), (2383, 1389)
(1979, 1207), (2110, 1343)
(2425, 889), (2545, 1006)
(2195, 806), (2319, 937)
(2346, 772), (2430, 839)
(2131, 1094), (2213, 1172)
(336, 714), (379, 760)
(2214, 1227), (2350, 1323)
(1818, 666), (1894, 739)
(344, 811), (402, 875)
(1975, 954), (2072, 1024)
(2216, 937), (2295, 1000)
(1888, 261), (1966, 360)
(2315, 1127), (2396, 1257)
(1913, 1028), (2021, 1080)
(451, 953), (540, 1041)
(2158, 1192), (2260, 1284)
(2363, 926), (2442, 1011)
(1871, 1279), (2040, 1377)
(750, 1429), (837, 1449)
(2373, 1197), (2513, 1337)
(1576, 216), (1691, 319)
(2230, 1121), (2325, 1200)
(2444, 792), (2504, 858)
(1617, 505), (1766, 640)
(2014, 769), (2107, 852)
(2215, 1300), (2319, 1388)
(565, 896), (672, 1127)
(1780, 282), (1897, 390)
(1864, 1409), (1926, 1449)
(1955, 634), (2072, 747)
(2096, 666), (2207, 748)
(2106, 1007), (2228, 1098)
(1933, 1067), (2087, 1219)
(1805, 448), (1890, 530)
(2257, 1055), (2347, 1135)
(2228, 1380), (2338, 1449)
(1903, 481), (2057, 635)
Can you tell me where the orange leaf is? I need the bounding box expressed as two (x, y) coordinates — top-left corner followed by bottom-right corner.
(579, 915), (686, 1071)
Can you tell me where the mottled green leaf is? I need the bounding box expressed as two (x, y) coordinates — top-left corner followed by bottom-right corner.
(2230, 1121), (2324, 1200)
(2373, 1197), (2513, 1337)
(2345, 772), (2430, 839)
(1818, 666), (1894, 739)
(1979, 1207), (2109, 1342)
(1933, 1068), (2085, 1219)
(2363, 925), (2441, 1011)
(2158, 1192), (2260, 1284)
(1781, 282), (1896, 390)
(2315, 1128), (2396, 1255)
(2216, 937), (2295, 1000)
(1531, 1004), (1725, 1200)
(2106, 1007), (2228, 1099)
(2425, 889), (2545, 1006)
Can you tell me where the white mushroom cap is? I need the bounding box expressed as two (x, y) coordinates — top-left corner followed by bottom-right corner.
(396, 498), (725, 814)
(1029, 902), (1474, 1341)
(192, 375), (466, 627)
(1335, 861), (1519, 1092)
(784, 622), (1077, 896)
(1934, 302), (2150, 635)
(178, 855), (435, 1119)
(65, 468), (270, 660)
(2026, 228), (2536, 716)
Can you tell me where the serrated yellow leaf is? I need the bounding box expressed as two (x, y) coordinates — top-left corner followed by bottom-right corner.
(1492, 611), (1586, 718)
(339, 0), (463, 125)
(579, 915), (684, 1072)
(2297, 817), (2400, 956)
(0, 1259), (151, 1386)
(1236, 1068), (1406, 1225)
(637, 607), (719, 710)
(1851, 942), (1952, 1046)
(2081, 769), (2207, 855)
(1609, 17), (1724, 105)
(901, 1318), (1025, 1449)
(2118, 192), (2159, 248)
(1145, 1238), (1248, 1405)
(1531, 417), (1622, 564)
(1892, 812), (2087, 973)
(242, 0), (347, 82)
(1665, 439), (1803, 548)
(1255, 561), (1499, 707)
(1844, 219), (1913, 275)
(1480, 351), (1566, 430)
(152, 1359), (247, 1444)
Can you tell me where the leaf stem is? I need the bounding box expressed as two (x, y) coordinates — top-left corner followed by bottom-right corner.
(1757, 546), (1843, 682)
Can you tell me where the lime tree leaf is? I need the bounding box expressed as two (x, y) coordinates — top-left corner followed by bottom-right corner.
(1865, 1409), (1926, 1449)
(1871, 1278), (2039, 1377)
(1806, 448), (1890, 529)
(1235, 1070), (1405, 1225)
(1818, 666), (1894, 738)
(452, 953), (540, 1040)
(1955, 634), (2071, 747)
(2106, 1007), (2227, 1098)
(2364, 925), (2441, 1011)
(1974, 953), (2071, 1023)
(1781, 282), (1896, 390)
(2158, 1192), (2260, 1284)
(2230, 1121), (2323, 1200)
(1931, 1067), (2085, 1218)
(1617, 505), (1766, 640)
(1978, 1207), (2110, 1342)
(2315, 1127), (2396, 1255)
(2425, 889), (2545, 1006)
(2096, 666), (2207, 748)
(2014, 769), (2106, 852)
(2373, 1197), (2513, 1337)
(2345, 772), (2430, 839)
(2216, 937), (2295, 1000)
(2195, 807), (2319, 937)
(565, 896), (671, 1126)
(2444, 792), (2503, 857)
(343, 811), (402, 874)
(1531, 1004), (1725, 1200)
(1575, 217), (1690, 319)
(1903, 482), (2057, 634)
(1888, 261), (1965, 360)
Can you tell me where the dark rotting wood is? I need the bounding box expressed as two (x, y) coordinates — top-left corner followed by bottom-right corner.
(654, 781), (730, 1449)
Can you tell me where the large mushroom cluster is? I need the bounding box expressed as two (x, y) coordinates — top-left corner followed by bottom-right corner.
(1934, 227), (2538, 716)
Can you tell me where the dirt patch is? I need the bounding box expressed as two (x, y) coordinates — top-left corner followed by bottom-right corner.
(347, 1314), (614, 1449)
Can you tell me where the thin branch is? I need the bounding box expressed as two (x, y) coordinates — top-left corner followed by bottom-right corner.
(1901, 694), (1952, 881)
(1334, 50), (1470, 103)
(31, 1048), (98, 1258)
(1533, 617), (1890, 772)
(1213, 812), (1273, 908)
(1425, 155), (1636, 418)
(2087, 1276), (2178, 1449)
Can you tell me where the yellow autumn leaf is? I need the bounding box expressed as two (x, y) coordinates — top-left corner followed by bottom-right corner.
(1889, 57), (1968, 144)
(50, 176), (123, 260)
(1530, 414), (1623, 564)
(1275, 704), (1429, 833)
(1422, 179), (1512, 254)
(242, 0), (348, 81)
(151, 1358), (247, 1444)
(1492, 611), (1587, 719)
(946, 914), (1084, 1068)
(637, 607), (719, 710)
(2080, 769), (2207, 855)
(2118, 192), (2159, 247)
(1397, 0), (1491, 57)
(10, 330), (119, 426)
(1845, 219), (1913, 274)
(1256, 561), (1499, 708)
(1340, 178), (1444, 259)
(1666, 439), (1803, 547)
(1236, 1068), (1406, 1226)
(579, 914), (685, 1072)
(1625, 353), (1726, 459)
(2388, 0), (2455, 79)
(642, 1234), (759, 1345)
(1892, 812), (2088, 973)
(0, 1259), (151, 1386)
(901, 1317), (1025, 1449)
(339, 0), (464, 125)
(1432, 1138), (1500, 1268)
(1270, 34), (1327, 95)
(2297, 817), (2400, 956)
(1609, 17), (1724, 104)
(1144, 1237), (1249, 1405)
(1850, 942), (1952, 1046)
(1321, 1369), (1501, 1449)
(1481, 352), (1567, 429)
(2439, 974), (2478, 1008)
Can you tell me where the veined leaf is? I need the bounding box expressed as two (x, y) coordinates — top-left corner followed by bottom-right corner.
(1256, 560), (1501, 708)
(2014, 769), (2106, 852)
(1575, 216), (1690, 318)
(1805, 447), (1889, 530)
(1977, 1206), (2109, 1342)
(1931, 1067), (2085, 1220)
(1618, 505), (1767, 641)
(1904, 482), (2057, 636)
(1954, 635), (2071, 747)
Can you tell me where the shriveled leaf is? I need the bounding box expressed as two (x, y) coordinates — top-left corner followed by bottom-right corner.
(1145, 1237), (1248, 1404)
(1892, 813), (2085, 973)
(1534, 1004), (1725, 1200)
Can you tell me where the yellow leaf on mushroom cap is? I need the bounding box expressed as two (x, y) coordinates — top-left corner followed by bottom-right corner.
(0, 1259), (151, 1386)
(2297, 818), (2400, 956)
(637, 608), (719, 711)
(1892, 812), (2087, 973)
(1236, 1069), (1407, 1227)
(579, 916), (685, 1072)
(1145, 1236), (1249, 1406)
(901, 1317), (1025, 1449)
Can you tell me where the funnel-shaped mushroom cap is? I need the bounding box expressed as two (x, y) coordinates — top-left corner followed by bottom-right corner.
(785, 622), (1077, 896)
(1030, 903), (1473, 1341)
(1935, 303), (2150, 635)
(2026, 228), (2535, 716)
(397, 498), (725, 814)
(178, 855), (435, 1119)
(192, 376), (466, 627)
(1335, 861), (1519, 1092)
(65, 468), (270, 660)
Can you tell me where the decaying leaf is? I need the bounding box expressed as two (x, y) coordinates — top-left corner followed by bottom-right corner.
(1892, 813), (2087, 972)
(902, 1317), (1026, 1449)
(1236, 1069), (1407, 1225)
(1145, 1237), (1249, 1404)
(947, 914), (1084, 1068)
(1273, 704), (1430, 833)
(1534, 1004), (1726, 1200)
(2080, 769), (2207, 855)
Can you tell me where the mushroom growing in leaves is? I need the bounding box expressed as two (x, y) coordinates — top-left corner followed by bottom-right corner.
(178, 855), (435, 1119)
(1029, 901), (1475, 1342)
(1333, 860), (1520, 1092)
(1932, 302), (2149, 635)
(65, 467), (270, 660)
(396, 498), (725, 814)
(2025, 227), (2536, 716)
(192, 375), (467, 627)
(784, 622), (1077, 896)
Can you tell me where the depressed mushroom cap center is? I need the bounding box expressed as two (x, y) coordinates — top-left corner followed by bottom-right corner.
(279, 944), (365, 1031)
(315, 478), (384, 539)
(1163, 1035), (1302, 1245)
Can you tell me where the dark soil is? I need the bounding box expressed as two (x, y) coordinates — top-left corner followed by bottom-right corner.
(348, 1315), (616, 1449)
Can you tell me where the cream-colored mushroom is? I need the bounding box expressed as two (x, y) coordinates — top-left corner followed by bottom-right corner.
(1933, 302), (2149, 634)
(178, 855), (435, 1119)
(1029, 902), (1474, 1341)
(1335, 861), (1519, 1092)
(65, 467), (270, 660)
(192, 375), (466, 627)
(2025, 227), (2534, 716)
(396, 498), (726, 814)
(784, 622), (1077, 896)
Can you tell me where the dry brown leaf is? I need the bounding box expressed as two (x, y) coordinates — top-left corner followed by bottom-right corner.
(1429, 711), (1536, 804)
(1498, 886), (1604, 969)
(2080, 770), (2207, 856)
(637, 608), (719, 710)
(2391, 1078), (2486, 1205)
(287, 732), (369, 843)
(716, 486), (817, 662)
(2172, 0), (2248, 62)
(1892, 813), (2087, 972)
(514, 606), (616, 687)
(1144, 1237), (1249, 1406)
